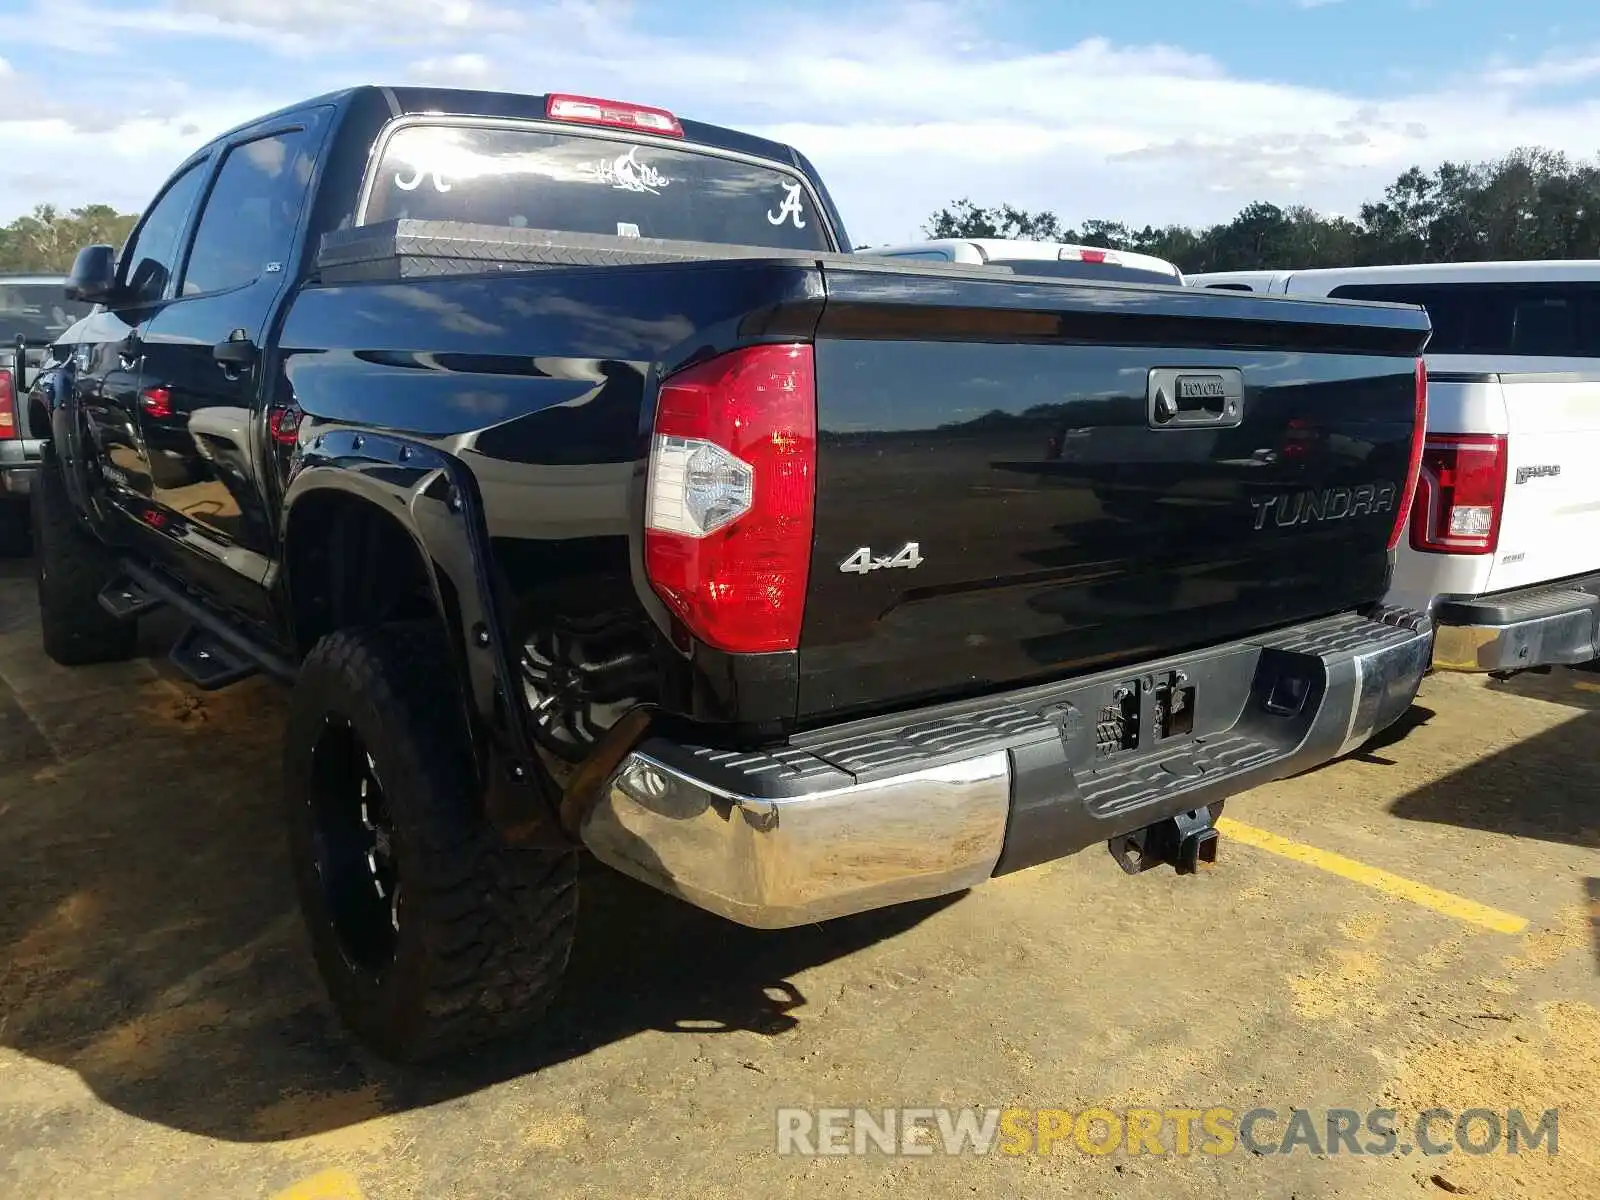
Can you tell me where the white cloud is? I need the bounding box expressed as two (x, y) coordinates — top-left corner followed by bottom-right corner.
(1, 1), (1599, 247)
(1482, 49), (1600, 89)
(168, 0), (495, 29)
(409, 53), (495, 86)
(0, 0), (523, 56)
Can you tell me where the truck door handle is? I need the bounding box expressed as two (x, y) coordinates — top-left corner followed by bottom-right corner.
(1147, 368), (1244, 430)
(212, 332), (259, 380)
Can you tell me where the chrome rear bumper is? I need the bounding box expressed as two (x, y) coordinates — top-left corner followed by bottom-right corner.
(1430, 582), (1600, 672)
(583, 610), (1432, 928)
(592, 752), (1011, 928)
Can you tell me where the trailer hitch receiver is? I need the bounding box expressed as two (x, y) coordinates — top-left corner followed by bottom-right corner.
(1109, 805), (1221, 875)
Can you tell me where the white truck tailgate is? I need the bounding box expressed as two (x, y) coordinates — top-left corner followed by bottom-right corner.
(1486, 363), (1600, 593)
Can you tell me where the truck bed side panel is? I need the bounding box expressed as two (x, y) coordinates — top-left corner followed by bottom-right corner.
(276, 259), (826, 731)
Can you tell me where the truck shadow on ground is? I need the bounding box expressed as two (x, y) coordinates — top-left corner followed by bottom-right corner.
(0, 589), (956, 1143)
(1388, 715), (1600, 851)
(1348, 703), (1434, 765)
(1485, 665), (1600, 712)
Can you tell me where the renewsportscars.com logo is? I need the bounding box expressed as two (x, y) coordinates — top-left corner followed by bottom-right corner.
(775, 1106), (1560, 1159)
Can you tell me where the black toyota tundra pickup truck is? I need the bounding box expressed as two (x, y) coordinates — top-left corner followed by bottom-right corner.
(28, 85), (1433, 1061)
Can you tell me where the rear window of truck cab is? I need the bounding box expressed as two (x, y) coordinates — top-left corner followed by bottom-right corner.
(361, 122), (834, 253)
(1328, 281), (1600, 357)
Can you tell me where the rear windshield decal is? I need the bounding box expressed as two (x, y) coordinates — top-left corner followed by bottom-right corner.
(394, 166), (451, 193)
(579, 146), (670, 194)
(767, 183), (807, 229)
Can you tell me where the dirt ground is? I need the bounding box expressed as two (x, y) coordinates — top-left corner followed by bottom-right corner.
(1, 556), (1596, 1199)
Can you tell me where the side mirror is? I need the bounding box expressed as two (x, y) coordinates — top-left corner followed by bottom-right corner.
(65, 244), (118, 304)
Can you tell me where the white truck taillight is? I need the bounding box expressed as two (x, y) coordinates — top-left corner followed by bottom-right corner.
(1409, 431), (1508, 555)
(0, 368), (16, 439)
(644, 344), (816, 653)
(1058, 246), (1116, 265)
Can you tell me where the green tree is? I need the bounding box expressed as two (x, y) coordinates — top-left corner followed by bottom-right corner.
(925, 199), (1069, 241)
(924, 147), (1600, 274)
(0, 204), (139, 274)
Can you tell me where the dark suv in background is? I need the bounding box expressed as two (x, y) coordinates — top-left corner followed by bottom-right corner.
(1, 274), (92, 554)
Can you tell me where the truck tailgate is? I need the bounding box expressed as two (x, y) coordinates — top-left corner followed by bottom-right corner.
(799, 270), (1428, 719)
(1485, 367), (1600, 594)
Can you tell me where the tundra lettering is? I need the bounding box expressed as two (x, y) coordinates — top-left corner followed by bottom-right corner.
(1250, 483), (1397, 531)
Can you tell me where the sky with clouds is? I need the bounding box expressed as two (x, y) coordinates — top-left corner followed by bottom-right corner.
(1, 0), (1598, 246)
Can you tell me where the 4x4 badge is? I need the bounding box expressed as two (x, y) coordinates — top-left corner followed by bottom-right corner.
(839, 543), (924, 575)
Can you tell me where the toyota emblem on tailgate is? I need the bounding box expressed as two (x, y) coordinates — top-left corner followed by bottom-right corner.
(1148, 368), (1244, 429)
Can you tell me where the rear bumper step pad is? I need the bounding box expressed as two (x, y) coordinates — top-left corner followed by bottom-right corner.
(581, 609), (1432, 928)
(1431, 575), (1600, 672)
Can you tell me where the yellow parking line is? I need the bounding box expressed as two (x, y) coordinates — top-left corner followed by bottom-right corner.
(1571, 680), (1600, 693)
(1215, 818), (1529, 935)
(270, 1170), (367, 1200)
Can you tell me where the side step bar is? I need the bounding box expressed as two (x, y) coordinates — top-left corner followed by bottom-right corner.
(98, 560), (297, 691)
(98, 574), (165, 621)
(169, 624), (262, 690)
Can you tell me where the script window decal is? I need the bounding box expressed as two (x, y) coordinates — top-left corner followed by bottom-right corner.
(393, 166), (451, 193)
(577, 146), (671, 194)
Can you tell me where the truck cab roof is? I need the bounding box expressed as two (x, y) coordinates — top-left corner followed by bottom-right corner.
(211, 85), (818, 171)
(184, 84), (852, 255)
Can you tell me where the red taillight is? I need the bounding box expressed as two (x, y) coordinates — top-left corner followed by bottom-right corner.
(644, 344), (816, 654)
(0, 369), (14, 439)
(1059, 246), (1115, 265)
(1409, 431), (1507, 555)
(268, 406), (302, 445)
(139, 386), (172, 419)
(546, 93), (684, 138)
(1389, 359), (1429, 552)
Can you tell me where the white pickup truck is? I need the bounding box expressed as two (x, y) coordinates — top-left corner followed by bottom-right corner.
(1190, 261), (1600, 675)
(860, 238), (1185, 285)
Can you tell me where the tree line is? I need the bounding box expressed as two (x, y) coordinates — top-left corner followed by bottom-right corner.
(0, 205), (138, 274)
(6, 146), (1598, 277)
(923, 148), (1600, 273)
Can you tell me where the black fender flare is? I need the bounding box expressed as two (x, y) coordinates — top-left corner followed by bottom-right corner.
(280, 428), (564, 843)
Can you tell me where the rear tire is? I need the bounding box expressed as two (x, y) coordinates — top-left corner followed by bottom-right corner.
(32, 461), (137, 665)
(284, 624), (579, 1062)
